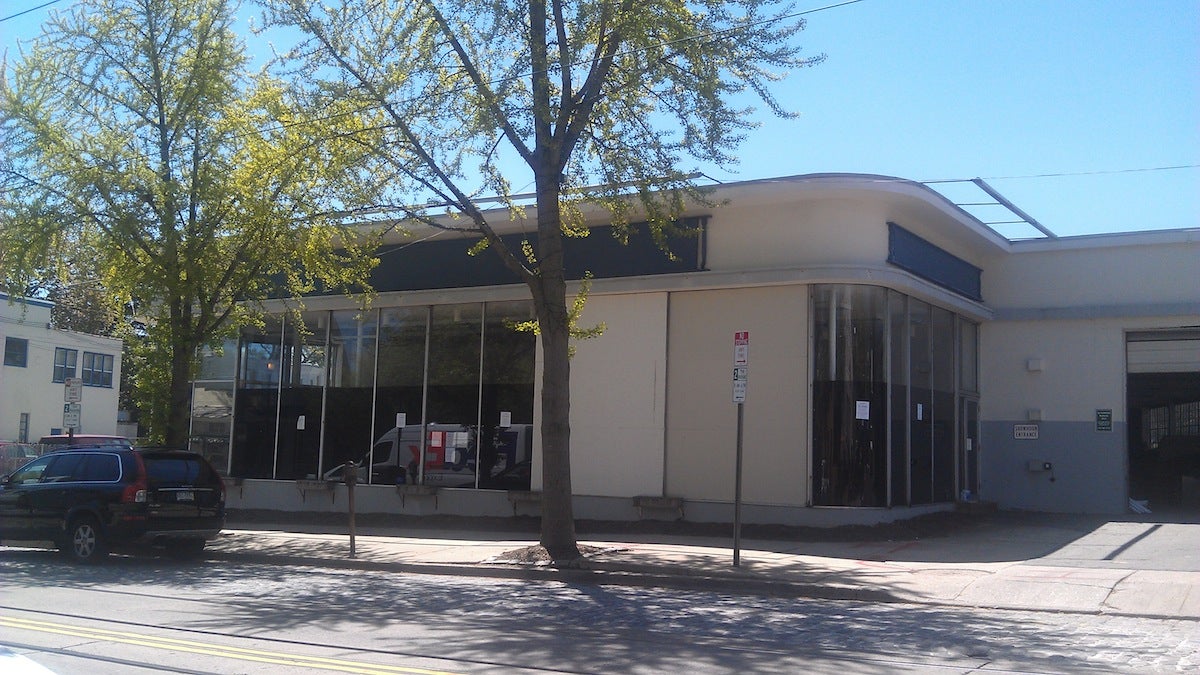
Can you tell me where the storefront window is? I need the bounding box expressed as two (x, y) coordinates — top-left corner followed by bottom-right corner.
(190, 381), (233, 474)
(812, 285), (888, 506)
(909, 299), (934, 504)
(322, 310), (378, 475)
(277, 312), (327, 480)
(418, 304), (482, 485)
(192, 341), (237, 474)
(931, 306), (956, 503)
(372, 307), (429, 484)
(888, 290), (909, 505)
(232, 319), (284, 478)
(217, 299), (534, 488)
(814, 285), (966, 507)
(477, 301), (536, 489)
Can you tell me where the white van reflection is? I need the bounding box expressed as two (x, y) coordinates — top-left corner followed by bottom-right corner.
(325, 424), (532, 489)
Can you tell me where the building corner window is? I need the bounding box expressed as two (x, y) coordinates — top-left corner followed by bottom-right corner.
(4, 337), (28, 367)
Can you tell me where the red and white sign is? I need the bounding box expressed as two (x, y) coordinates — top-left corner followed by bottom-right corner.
(733, 332), (749, 403)
(733, 331), (749, 366)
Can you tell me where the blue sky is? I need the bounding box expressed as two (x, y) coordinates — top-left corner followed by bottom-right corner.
(715, 0), (1200, 238)
(3, 0), (1197, 238)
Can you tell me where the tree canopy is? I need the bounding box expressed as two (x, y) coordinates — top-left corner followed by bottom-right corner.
(0, 0), (387, 443)
(260, 0), (823, 558)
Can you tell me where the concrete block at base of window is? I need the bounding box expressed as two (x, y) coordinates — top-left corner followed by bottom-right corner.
(507, 491), (542, 516)
(397, 483), (438, 508)
(295, 479), (336, 504)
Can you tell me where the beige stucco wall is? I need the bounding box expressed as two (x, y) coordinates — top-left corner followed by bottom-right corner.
(983, 237), (1200, 309)
(706, 197), (889, 271)
(564, 292), (669, 498)
(981, 318), (1129, 424)
(702, 189), (995, 276)
(665, 286), (808, 505)
(983, 312), (1200, 425)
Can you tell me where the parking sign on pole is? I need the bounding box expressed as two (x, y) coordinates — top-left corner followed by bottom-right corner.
(63, 403), (82, 429)
(65, 377), (83, 403)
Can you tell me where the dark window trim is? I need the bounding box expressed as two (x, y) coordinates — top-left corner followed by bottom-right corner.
(289, 217), (709, 297)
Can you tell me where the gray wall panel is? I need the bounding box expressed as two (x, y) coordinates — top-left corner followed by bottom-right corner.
(981, 420), (1126, 514)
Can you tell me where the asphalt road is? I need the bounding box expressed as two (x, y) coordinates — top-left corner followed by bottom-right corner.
(1, 547), (1196, 674)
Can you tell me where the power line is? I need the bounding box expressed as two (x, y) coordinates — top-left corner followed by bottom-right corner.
(980, 165), (1200, 181)
(920, 164), (1200, 185)
(0, 0), (66, 24)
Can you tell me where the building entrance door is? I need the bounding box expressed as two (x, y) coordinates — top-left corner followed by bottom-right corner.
(1127, 331), (1200, 512)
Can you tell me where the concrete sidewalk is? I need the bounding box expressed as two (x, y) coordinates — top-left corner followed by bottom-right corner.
(207, 511), (1200, 620)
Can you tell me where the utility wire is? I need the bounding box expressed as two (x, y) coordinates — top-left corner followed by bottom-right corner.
(970, 165), (1200, 182)
(916, 163), (1200, 183)
(0, 0), (65, 23)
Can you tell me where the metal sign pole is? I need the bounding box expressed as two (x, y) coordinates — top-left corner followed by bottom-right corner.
(734, 402), (744, 567)
(343, 462), (358, 558)
(731, 330), (749, 567)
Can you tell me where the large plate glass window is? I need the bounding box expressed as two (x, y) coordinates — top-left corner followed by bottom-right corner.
(277, 312), (327, 480)
(931, 306), (957, 503)
(372, 307), (429, 485)
(477, 301), (536, 489)
(231, 318), (285, 478)
(418, 304), (482, 486)
(811, 285), (888, 506)
(322, 310), (378, 474)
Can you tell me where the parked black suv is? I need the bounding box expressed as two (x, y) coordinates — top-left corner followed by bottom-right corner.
(0, 446), (225, 563)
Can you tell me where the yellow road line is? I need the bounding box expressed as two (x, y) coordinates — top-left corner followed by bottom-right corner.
(0, 615), (460, 675)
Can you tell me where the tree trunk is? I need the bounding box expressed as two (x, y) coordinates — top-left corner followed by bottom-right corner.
(164, 325), (193, 449)
(537, 299), (577, 558)
(531, 170), (580, 561)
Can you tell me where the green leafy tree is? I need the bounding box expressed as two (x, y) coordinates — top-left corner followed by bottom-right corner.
(16, 261), (123, 337)
(0, 0), (386, 445)
(47, 280), (122, 338)
(260, 0), (821, 560)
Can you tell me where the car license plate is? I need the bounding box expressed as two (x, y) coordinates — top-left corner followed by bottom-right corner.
(176, 491), (194, 502)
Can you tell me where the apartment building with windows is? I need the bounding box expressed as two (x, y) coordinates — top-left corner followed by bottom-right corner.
(1, 295), (123, 442)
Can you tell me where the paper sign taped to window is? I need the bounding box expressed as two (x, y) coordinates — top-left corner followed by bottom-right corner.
(856, 401), (870, 420)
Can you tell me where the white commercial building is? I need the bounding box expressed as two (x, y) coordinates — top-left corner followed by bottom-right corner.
(195, 174), (1200, 523)
(1, 295), (124, 442)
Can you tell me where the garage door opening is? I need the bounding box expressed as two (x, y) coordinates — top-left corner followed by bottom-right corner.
(1127, 332), (1200, 514)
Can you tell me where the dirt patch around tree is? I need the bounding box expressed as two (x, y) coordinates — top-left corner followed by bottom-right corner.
(491, 544), (610, 565)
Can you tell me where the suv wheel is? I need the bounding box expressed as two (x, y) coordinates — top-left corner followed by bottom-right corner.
(62, 516), (108, 564)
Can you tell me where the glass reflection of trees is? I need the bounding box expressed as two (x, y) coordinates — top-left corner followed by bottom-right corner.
(229, 302), (535, 487)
